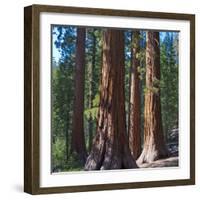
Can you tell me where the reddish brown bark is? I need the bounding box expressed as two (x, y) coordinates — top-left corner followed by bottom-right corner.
(137, 31), (168, 164)
(128, 31), (141, 159)
(85, 29), (138, 170)
(71, 28), (87, 163)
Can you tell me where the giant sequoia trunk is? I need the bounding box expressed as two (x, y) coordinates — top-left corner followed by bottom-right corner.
(85, 29), (138, 170)
(137, 31), (168, 164)
(71, 28), (87, 163)
(128, 31), (141, 159)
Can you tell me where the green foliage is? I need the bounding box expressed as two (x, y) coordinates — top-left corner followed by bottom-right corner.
(52, 26), (76, 171)
(52, 139), (83, 172)
(144, 77), (163, 94)
(137, 66), (146, 80)
(84, 107), (98, 120)
(84, 28), (102, 151)
(52, 138), (66, 172)
(92, 93), (100, 106)
(84, 94), (100, 120)
(160, 32), (179, 139)
(144, 86), (159, 94)
(136, 34), (146, 81)
(63, 153), (84, 171)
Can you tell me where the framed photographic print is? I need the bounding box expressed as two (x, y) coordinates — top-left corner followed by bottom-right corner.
(24, 4), (195, 194)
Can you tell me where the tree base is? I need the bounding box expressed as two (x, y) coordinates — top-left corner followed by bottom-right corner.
(84, 136), (138, 170)
(137, 146), (169, 164)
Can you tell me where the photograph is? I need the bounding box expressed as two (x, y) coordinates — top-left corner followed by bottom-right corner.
(24, 5), (195, 194)
(51, 25), (179, 172)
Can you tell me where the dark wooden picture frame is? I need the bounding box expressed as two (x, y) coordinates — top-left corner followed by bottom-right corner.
(24, 4), (195, 195)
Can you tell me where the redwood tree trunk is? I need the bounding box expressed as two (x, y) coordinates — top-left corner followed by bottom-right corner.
(128, 31), (141, 159)
(71, 28), (87, 163)
(85, 29), (138, 170)
(137, 31), (168, 164)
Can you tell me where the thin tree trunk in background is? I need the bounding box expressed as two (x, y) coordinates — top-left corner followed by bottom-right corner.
(71, 28), (87, 164)
(88, 61), (93, 152)
(88, 30), (96, 151)
(128, 32), (133, 138)
(65, 113), (69, 160)
(128, 31), (141, 159)
(137, 31), (168, 164)
(85, 29), (138, 170)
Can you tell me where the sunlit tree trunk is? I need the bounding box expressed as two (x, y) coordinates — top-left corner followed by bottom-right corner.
(137, 31), (168, 164)
(85, 29), (138, 170)
(129, 31), (141, 159)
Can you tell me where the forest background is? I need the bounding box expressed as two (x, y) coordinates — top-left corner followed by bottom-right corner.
(51, 26), (179, 172)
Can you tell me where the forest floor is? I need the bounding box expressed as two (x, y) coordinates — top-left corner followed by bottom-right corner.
(138, 156), (178, 168)
(138, 128), (179, 168)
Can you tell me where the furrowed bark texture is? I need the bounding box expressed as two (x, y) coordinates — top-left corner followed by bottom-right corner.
(85, 29), (138, 170)
(71, 28), (87, 163)
(137, 31), (168, 164)
(129, 31), (141, 159)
